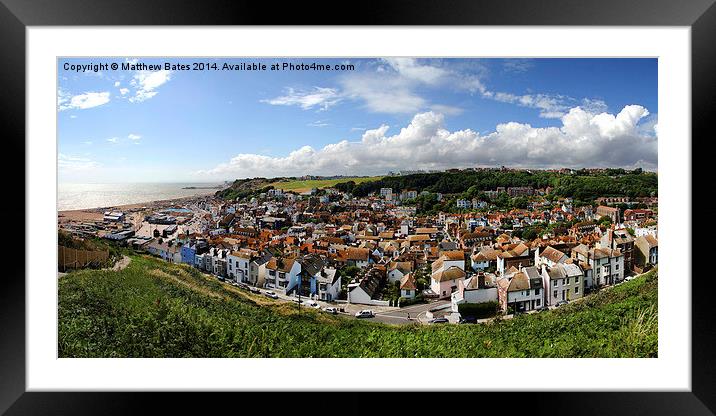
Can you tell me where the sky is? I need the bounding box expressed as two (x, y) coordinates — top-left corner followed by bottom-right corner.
(57, 58), (658, 183)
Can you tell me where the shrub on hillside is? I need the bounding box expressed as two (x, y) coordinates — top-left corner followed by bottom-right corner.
(458, 301), (499, 318)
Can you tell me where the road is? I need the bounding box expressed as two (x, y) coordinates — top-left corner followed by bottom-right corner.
(374, 300), (451, 324)
(229, 280), (451, 326)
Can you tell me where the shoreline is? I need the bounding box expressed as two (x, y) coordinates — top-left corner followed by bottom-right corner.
(58, 194), (212, 224)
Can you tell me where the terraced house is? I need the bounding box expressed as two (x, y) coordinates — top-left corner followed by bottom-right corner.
(542, 262), (585, 305)
(571, 244), (625, 287)
(497, 266), (544, 313)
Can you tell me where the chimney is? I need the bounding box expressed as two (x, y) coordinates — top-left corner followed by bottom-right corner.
(478, 273), (486, 289)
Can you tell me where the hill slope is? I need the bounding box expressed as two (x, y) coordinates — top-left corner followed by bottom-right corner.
(58, 256), (657, 358)
(269, 176), (382, 194)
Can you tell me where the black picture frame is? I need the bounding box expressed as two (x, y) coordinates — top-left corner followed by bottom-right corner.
(1, 0), (710, 414)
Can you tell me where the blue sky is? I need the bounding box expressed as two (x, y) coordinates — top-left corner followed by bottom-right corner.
(58, 58), (657, 183)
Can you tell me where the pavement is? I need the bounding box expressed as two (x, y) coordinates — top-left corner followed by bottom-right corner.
(240, 281), (454, 325)
(375, 300), (451, 325)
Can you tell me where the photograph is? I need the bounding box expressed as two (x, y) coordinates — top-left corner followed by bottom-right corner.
(56, 57), (659, 358)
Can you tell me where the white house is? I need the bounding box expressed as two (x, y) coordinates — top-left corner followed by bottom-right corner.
(572, 244), (625, 287)
(399, 273), (417, 299)
(316, 268), (341, 301)
(497, 266), (545, 312)
(387, 261), (413, 283)
(430, 250), (466, 298)
(147, 240), (181, 263)
(542, 263), (585, 305)
(451, 273), (498, 312)
(264, 257), (301, 292)
(227, 250), (251, 283)
(456, 199), (471, 209)
(347, 267), (389, 306)
(534, 246), (568, 267)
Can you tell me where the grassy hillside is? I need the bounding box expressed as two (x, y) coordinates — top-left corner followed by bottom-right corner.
(269, 176), (382, 193)
(58, 256), (657, 358)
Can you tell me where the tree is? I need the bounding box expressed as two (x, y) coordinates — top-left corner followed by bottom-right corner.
(599, 216), (612, 226)
(522, 228), (538, 241)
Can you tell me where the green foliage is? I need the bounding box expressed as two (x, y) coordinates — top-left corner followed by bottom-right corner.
(336, 266), (361, 298)
(458, 301), (499, 319)
(599, 216), (613, 226)
(58, 230), (125, 268)
(59, 256), (658, 358)
(552, 172), (657, 200)
(398, 294), (426, 307)
(340, 169), (656, 201)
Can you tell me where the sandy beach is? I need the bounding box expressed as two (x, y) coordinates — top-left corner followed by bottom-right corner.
(57, 195), (207, 224)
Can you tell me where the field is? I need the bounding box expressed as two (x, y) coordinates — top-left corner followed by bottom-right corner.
(269, 176), (382, 194)
(58, 255), (658, 358)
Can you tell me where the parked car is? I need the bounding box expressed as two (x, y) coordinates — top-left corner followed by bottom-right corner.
(458, 316), (477, 324)
(292, 298), (303, 304)
(355, 310), (375, 318)
(264, 291), (278, 299)
(249, 287), (261, 294)
(307, 301), (320, 309)
(555, 300), (569, 307)
(536, 306), (550, 313)
(324, 307), (338, 315)
(429, 317), (449, 324)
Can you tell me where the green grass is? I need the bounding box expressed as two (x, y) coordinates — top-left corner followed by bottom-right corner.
(269, 176), (382, 193)
(58, 256), (658, 358)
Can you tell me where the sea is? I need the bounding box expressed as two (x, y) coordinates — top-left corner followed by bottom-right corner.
(58, 182), (224, 211)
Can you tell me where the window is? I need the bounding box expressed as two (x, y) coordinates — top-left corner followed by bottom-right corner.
(536, 299), (541, 307)
(554, 290), (558, 298)
(535, 288), (540, 295)
(575, 276), (579, 283)
(575, 286), (579, 294)
(566, 278), (570, 285)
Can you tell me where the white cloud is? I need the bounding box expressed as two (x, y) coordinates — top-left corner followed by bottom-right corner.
(58, 153), (100, 171)
(114, 81), (121, 87)
(119, 88), (129, 96)
(261, 87), (341, 111)
(502, 59), (534, 73)
(107, 137), (118, 143)
(83, 141), (93, 145)
(491, 92), (571, 119)
(430, 104), (464, 116)
(382, 58), (450, 85)
(129, 69), (172, 102)
(337, 58), (485, 114)
(58, 90), (110, 111)
(307, 121), (330, 127)
(262, 59), (486, 115)
(128, 133), (141, 140)
(196, 105), (657, 180)
(339, 72), (427, 114)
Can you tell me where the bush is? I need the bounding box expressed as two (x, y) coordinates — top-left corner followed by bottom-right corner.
(458, 301), (499, 319)
(398, 294), (426, 307)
